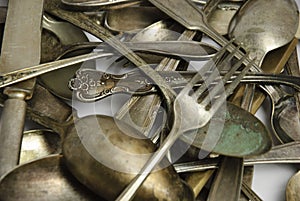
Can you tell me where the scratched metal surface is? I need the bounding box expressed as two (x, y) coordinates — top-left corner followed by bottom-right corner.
(0, 0), (299, 200)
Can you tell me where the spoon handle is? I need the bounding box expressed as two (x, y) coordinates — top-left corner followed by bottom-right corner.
(69, 68), (300, 102)
(174, 142), (300, 172)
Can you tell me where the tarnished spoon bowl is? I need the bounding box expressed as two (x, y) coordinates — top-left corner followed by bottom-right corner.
(0, 155), (103, 201)
(62, 115), (194, 201)
(180, 102), (272, 157)
(40, 13), (91, 100)
(228, 0), (298, 66)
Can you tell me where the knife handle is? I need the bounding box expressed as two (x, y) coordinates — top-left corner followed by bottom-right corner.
(0, 97), (26, 176)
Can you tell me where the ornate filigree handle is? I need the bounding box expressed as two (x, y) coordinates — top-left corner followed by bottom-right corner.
(68, 69), (156, 102)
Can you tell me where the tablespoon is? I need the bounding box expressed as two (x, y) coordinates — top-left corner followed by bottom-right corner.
(228, 0), (298, 67)
(227, 0), (298, 106)
(260, 86), (298, 143)
(0, 155), (104, 201)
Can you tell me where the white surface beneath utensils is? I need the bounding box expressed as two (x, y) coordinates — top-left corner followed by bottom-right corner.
(0, 0), (300, 200)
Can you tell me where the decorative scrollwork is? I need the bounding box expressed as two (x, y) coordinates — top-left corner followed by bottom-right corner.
(68, 69), (128, 102)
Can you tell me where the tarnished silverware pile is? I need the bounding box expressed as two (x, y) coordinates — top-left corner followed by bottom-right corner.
(0, 0), (299, 200)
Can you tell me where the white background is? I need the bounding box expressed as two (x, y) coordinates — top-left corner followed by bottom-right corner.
(0, 0), (300, 200)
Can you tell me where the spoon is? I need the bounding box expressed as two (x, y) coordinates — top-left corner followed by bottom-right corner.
(0, 155), (103, 201)
(286, 171), (300, 201)
(0, 88), (195, 201)
(180, 102), (271, 157)
(283, 48), (300, 141)
(0, 81), (193, 201)
(228, 0), (298, 67)
(62, 115), (194, 201)
(40, 13), (91, 100)
(69, 68), (300, 102)
(228, 0), (299, 143)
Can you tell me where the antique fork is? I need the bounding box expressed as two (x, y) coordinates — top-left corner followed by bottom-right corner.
(116, 45), (254, 201)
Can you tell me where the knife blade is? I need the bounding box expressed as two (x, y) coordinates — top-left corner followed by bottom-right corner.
(0, 0), (44, 176)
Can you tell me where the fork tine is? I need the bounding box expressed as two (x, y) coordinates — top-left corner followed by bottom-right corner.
(200, 52), (250, 106)
(190, 44), (242, 100)
(208, 57), (255, 115)
(180, 40), (235, 95)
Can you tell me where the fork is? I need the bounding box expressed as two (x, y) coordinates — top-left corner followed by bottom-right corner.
(116, 44), (254, 201)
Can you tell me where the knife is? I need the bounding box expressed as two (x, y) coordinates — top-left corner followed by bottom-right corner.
(0, 0), (44, 176)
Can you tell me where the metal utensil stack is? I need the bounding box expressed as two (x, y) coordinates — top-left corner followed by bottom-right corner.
(0, 0), (299, 201)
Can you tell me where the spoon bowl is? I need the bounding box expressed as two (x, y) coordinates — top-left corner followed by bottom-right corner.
(228, 0), (298, 66)
(180, 102), (272, 157)
(40, 13), (91, 100)
(62, 115), (194, 201)
(0, 155), (103, 201)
